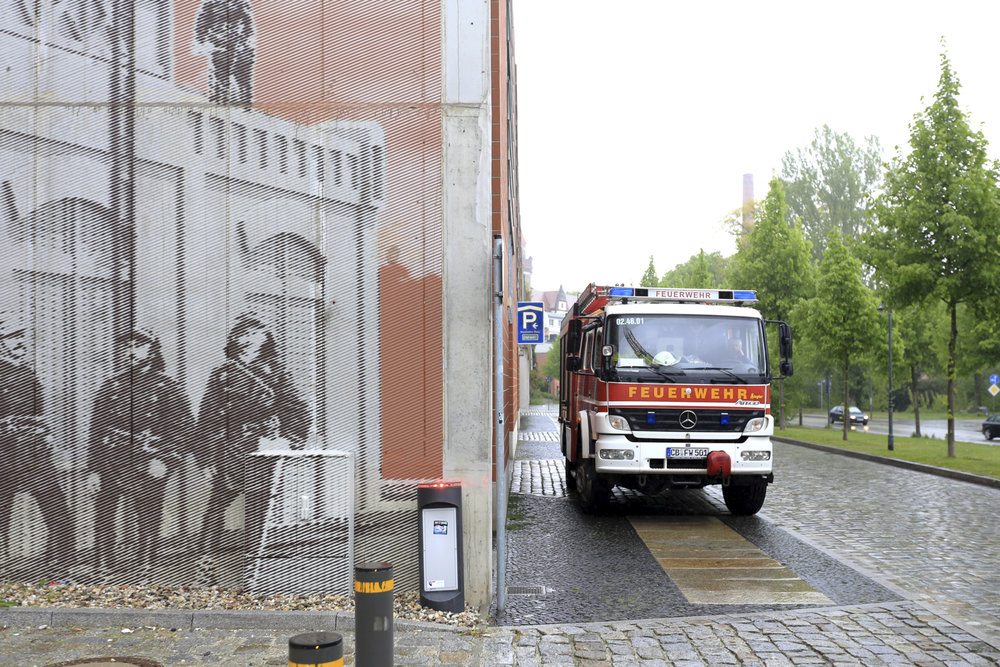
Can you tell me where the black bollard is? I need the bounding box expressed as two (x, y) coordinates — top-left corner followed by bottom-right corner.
(289, 631), (343, 667)
(354, 561), (394, 667)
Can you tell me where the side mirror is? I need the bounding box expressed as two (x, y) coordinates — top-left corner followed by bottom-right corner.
(779, 322), (793, 359)
(566, 356), (581, 372)
(568, 319), (582, 354)
(780, 359), (793, 377)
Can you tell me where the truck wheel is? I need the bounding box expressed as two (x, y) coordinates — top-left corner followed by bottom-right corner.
(575, 460), (609, 513)
(564, 457), (577, 487)
(722, 480), (767, 515)
(987, 429), (996, 441)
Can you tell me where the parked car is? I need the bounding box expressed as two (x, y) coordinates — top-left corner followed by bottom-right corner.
(983, 414), (1000, 440)
(829, 405), (869, 426)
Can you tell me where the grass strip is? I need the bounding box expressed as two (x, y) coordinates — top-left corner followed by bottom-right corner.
(776, 425), (1000, 480)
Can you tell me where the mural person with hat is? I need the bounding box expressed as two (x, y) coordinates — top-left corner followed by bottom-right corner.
(88, 328), (195, 575)
(193, 0), (256, 104)
(0, 309), (76, 570)
(196, 314), (310, 557)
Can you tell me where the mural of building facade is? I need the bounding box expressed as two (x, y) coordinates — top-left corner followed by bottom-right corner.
(0, 0), (515, 605)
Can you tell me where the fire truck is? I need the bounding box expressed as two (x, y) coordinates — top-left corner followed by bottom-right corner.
(558, 285), (793, 514)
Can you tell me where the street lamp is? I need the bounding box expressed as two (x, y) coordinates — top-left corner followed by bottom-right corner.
(878, 303), (894, 451)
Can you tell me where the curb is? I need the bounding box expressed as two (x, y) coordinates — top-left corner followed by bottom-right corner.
(0, 607), (472, 633)
(773, 436), (1000, 490)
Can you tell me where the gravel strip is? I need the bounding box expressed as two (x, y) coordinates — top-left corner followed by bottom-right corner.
(0, 581), (483, 628)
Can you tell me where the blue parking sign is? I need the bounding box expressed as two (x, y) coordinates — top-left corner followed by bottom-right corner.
(517, 302), (544, 344)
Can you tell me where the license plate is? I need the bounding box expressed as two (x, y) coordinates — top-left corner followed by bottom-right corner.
(666, 447), (708, 458)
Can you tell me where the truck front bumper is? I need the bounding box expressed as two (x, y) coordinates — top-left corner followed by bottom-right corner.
(592, 433), (774, 476)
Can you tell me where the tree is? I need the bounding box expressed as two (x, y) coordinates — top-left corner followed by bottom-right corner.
(868, 51), (1000, 457)
(640, 255), (658, 286)
(719, 199), (759, 246)
(688, 249), (712, 288)
(781, 125), (882, 260)
(541, 338), (560, 379)
(730, 177), (815, 428)
(794, 234), (882, 440)
(659, 251), (730, 288)
(892, 301), (945, 436)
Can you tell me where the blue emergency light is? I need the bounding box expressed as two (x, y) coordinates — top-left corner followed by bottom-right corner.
(733, 291), (757, 301)
(609, 287), (634, 297)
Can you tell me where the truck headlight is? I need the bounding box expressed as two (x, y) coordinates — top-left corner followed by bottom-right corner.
(608, 415), (630, 431)
(599, 448), (635, 460)
(741, 450), (771, 461)
(744, 417), (766, 433)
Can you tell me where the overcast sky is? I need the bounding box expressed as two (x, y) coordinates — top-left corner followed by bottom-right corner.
(512, 0), (1000, 295)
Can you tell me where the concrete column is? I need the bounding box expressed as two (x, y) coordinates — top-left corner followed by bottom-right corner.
(442, 0), (493, 612)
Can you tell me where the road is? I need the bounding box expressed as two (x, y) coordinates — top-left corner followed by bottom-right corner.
(792, 412), (992, 445)
(505, 406), (1000, 651)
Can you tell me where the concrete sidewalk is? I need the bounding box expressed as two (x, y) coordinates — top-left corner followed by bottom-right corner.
(2, 599), (998, 665)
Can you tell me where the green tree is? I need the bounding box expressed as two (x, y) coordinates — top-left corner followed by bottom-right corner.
(794, 234), (882, 440)
(868, 51), (1000, 456)
(688, 249), (712, 287)
(892, 301), (945, 436)
(659, 251), (730, 288)
(541, 338), (560, 379)
(640, 256), (658, 286)
(781, 125), (882, 260)
(730, 177), (815, 427)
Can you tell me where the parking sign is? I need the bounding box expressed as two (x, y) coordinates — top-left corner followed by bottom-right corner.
(517, 302), (544, 344)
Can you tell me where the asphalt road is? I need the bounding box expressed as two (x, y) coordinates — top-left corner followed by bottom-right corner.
(793, 412), (993, 444)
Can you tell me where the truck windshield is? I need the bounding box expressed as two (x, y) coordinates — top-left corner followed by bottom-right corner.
(608, 315), (766, 383)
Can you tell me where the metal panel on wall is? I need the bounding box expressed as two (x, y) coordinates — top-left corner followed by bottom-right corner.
(1, 0), (445, 594)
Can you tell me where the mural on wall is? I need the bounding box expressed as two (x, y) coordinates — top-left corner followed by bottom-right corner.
(0, 0), (443, 593)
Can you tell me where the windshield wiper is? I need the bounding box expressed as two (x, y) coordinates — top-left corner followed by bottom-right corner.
(690, 367), (747, 384)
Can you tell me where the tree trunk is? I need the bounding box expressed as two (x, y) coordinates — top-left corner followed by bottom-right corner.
(843, 357), (850, 441)
(947, 303), (957, 458)
(911, 364), (921, 438)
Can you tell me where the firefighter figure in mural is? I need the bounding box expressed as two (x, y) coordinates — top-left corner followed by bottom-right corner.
(88, 328), (196, 576)
(0, 312), (75, 571)
(193, 0), (256, 104)
(197, 314), (310, 559)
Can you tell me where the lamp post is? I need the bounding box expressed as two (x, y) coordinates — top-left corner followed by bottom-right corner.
(879, 303), (894, 451)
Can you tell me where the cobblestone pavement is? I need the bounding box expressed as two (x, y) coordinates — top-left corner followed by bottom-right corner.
(2, 406), (1000, 665)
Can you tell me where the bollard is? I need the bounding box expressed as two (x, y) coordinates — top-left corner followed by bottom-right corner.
(354, 561), (393, 667)
(289, 631), (343, 667)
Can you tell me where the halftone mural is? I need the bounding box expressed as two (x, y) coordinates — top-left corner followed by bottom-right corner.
(0, 0), (443, 594)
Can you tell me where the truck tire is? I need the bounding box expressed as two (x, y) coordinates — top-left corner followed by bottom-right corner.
(575, 459), (609, 513)
(722, 480), (767, 515)
(987, 428), (996, 441)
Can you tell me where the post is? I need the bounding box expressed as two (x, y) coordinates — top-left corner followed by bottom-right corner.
(888, 310), (894, 451)
(493, 236), (506, 616)
(354, 562), (393, 666)
(289, 632), (343, 667)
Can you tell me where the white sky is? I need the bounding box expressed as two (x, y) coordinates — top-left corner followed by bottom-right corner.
(513, 0), (1000, 295)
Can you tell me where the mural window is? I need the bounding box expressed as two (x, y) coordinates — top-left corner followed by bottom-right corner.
(234, 124), (248, 164)
(241, 231), (325, 436)
(189, 112), (203, 155)
(276, 136), (288, 174)
(210, 117), (226, 160)
(329, 150), (343, 187)
(313, 146), (325, 182)
(294, 139), (307, 178)
(254, 129), (269, 170)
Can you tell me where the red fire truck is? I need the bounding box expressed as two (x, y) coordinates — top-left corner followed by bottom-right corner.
(558, 285), (793, 514)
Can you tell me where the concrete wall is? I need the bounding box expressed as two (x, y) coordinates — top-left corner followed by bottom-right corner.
(442, 0), (494, 611)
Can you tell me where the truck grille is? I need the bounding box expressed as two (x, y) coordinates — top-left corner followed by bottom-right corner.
(649, 458), (708, 470)
(612, 408), (765, 433)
